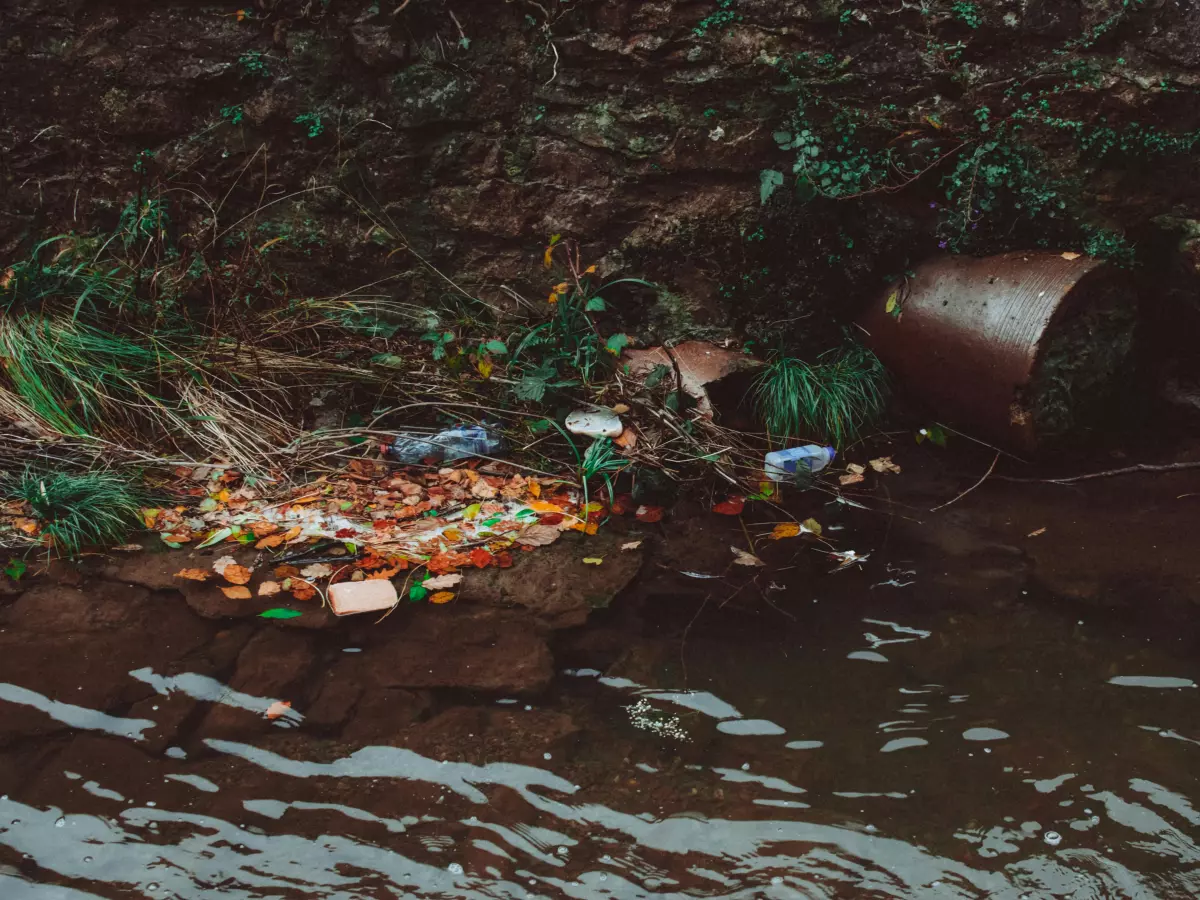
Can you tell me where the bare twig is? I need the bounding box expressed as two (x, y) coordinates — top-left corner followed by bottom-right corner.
(996, 460), (1200, 485)
(929, 451), (999, 512)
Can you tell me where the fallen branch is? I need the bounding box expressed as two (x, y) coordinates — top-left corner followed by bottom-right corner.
(995, 460), (1200, 485)
(930, 451), (999, 512)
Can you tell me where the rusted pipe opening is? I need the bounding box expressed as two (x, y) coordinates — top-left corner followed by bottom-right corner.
(859, 252), (1138, 453)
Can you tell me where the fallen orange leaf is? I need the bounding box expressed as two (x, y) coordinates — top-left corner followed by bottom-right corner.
(258, 580), (282, 597)
(614, 427), (638, 449)
(771, 522), (801, 540)
(429, 591), (455, 604)
(223, 564), (253, 585)
(250, 520), (278, 538)
(634, 505), (663, 523)
(528, 500), (563, 513)
(291, 582), (317, 601)
(220, 585), (252, 600)
(274, 564), (301, 579)
(528, 481), (541, 498)
(174, 568), (212, 581)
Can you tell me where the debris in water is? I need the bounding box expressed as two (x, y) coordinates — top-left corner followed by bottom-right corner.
(623, 698), (690, 741)
(764, 445), (836, 482)
(1027, 527), (1047, 537)
(681, 570), (721, 579)
(868, 456), (901, 474)
(1043, 831), (1063, 846)
(828, 549), (869, 572)
(730, 546), (765, 567)
(264, 700), (292, 720)
(384, 424), (506, 464)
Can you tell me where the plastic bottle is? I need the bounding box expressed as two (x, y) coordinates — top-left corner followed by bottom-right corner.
(763, 445), (837, 482)
(385, 424), (506, 465)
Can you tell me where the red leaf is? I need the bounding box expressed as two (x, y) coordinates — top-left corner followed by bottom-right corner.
(334, 527), (357, 538)
(538, 513), (565, 526)
(712, 495), (746, 516)
(610, 493), (634, 515)
(469, 547), (494, 568)
(494, 551), (514, 568)
(634, 505), (663, 523)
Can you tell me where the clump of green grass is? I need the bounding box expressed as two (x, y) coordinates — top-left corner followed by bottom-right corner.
(12, 470), (145, 558)
(0, 314), (172, 436)
(754, 344), (888, 447)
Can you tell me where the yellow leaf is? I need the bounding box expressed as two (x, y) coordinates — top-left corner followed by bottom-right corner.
(543, 247), (554, 268)
(547, 291), (558, 304)
(553, 282), (568, 294)
(429, 591), (455, 604)
(528, 481), (541, 498)
(216, 489), (231, 502)
(885, 291), (898, 314)
(771, 522), (801, 540)
(582, 557), (603, 565)
(142, 509), (161, 528)
(528, 501), (563, 513)
(584, 265), (597, 274)
(477, 358), (493, 379)
(583, 502), (604, 513)
(257, 236), (286, 253)
(802, 517), (822, 536)
(174, 568), (212, 581)
(442, 528), (462, 542)
(463, 503), (482, 520)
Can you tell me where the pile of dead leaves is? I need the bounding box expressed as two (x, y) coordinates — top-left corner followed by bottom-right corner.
(152, 459), (617, 608)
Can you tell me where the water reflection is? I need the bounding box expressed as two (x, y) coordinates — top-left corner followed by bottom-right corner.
(2, 603), (1199, 898)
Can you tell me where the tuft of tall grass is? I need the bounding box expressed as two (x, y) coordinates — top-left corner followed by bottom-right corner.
(0, 314), (173, 436)
(11, 469), (145, 558)
(754, 344), (888, 447)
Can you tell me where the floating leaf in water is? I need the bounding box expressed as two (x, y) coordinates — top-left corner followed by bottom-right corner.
(300, 562), (332, 579)
(221, 586), (252, 600)
(620, 541), (642, 551)
(175, 568), (212, 581)
(868, 456), (901, 474)
(257, 580), (281, 597)
(223, 564), (253, 585)
(259, 608), (302, 619)
(730, 546), (765, 567)
(423, 573), (462, 590)
(429, 591), (455, 604)
(409, 583), (428, 602)
(582, 557), (603, 565)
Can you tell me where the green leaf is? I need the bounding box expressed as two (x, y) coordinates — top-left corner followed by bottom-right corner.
(484, 339), (508, 355)
(197, 526), (233, 549)
(585, 296), (606, 312)
(759, 169), (785, 205)
(605, 333), (630, 356)
(409, 583), (428, 602)
(344, 541), (358, 554)
(371, 353), (406, 369)
(4, 558), (27, 581)
(644, 363), (671, 388)
(259, 608), (303, 619)
(528, 418), (552, 434)
(514, 377), (548, 402)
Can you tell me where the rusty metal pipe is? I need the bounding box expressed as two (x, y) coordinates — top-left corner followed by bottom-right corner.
(859, 252), (1134, 452)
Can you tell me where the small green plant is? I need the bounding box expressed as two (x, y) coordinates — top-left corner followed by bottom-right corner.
(580, 437), (629, 508)
(238, 50), (270, 77)
(132, 149), (155, 174)
(694, 0), (740, 36)
(754, 345), (888, 447)
(951, 1), (983, 29)
(420, 329), (455, 361)
(3, 557), (26, 581)
(12, 469), (146, 558)
(294, 112), (324, 139)
(221, 104), (245, 125)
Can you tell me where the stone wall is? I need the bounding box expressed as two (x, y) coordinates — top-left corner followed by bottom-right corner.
(3, 0), (1199, 351)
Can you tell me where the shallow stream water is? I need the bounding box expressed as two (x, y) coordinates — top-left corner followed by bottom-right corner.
(2, 478), (1198, 899)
